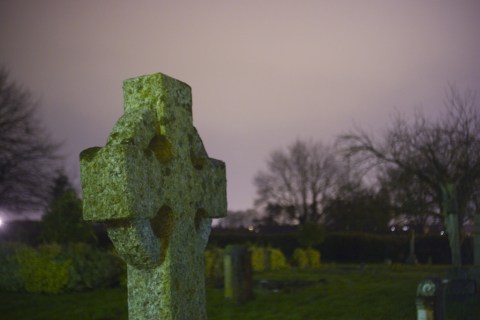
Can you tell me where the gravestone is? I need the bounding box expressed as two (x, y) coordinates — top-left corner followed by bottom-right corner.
(223, 245), (253, 304)
(416, 278), (445, 320)
(80, 72), (227, 319)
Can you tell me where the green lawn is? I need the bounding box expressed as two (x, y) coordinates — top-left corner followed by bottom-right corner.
(1, 265), (477, 320)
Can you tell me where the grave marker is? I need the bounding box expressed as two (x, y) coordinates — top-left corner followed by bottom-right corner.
(416, 278), (445, 320)
(224, 245), (253, 304)
(80, 73), (227, 319)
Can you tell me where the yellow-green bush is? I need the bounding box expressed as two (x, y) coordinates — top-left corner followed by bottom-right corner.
(306, 248), (321, 268)
(204, 246), (224, 287)
(270, 248), (289, 270)
(293, 248), (309, 269)
(293, 248), (321, 269)
(250, 246), (264, 272)
(15, 244), (71, 293)
(1, 243), (123, 293)
(250, 246), (288, 272)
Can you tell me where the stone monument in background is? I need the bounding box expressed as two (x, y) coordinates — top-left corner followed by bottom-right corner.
(80, 73), (227, 319)
(224, 245), (253, 304)
(406, 230), (418, 265)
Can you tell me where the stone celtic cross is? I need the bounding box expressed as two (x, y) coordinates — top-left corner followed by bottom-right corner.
(80, 73), (227, 319)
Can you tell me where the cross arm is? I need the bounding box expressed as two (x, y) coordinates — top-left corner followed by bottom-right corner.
(80, 107), (163, 222)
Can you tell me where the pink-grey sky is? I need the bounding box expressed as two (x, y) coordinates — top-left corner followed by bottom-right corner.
(1, 1), (479, 213)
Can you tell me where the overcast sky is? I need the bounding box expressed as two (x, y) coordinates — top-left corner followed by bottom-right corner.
(1, 1), (479, 214)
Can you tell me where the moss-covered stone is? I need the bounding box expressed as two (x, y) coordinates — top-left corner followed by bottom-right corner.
(80, 72), (227, 320)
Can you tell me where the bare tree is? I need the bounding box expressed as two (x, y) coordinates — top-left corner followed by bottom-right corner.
(339, 86), (480, 267)
(379, 166), (441, 234)
(0, 68), (59, 213)
(254, 139), (337, 225)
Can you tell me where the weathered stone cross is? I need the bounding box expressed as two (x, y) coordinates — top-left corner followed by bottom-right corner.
(80, 73), (227, 320)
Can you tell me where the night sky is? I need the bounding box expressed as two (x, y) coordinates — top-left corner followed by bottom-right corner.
(1, 1), (479, 215)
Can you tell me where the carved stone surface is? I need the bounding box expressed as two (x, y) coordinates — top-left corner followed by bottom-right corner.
(80, 73), (227, 319)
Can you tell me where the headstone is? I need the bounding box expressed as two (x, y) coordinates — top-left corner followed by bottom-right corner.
(80, 73), (227, 320)
(416, 278), (446, 320)
(224, 245), (253, 304)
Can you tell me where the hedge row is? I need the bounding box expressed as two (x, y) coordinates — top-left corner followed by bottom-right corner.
(209, 230), (472, 264)
(0, 243), (124, 293)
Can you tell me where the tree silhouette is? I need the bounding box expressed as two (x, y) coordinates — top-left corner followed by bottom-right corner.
(323, 184), (391, 233)
(0, 68), (59, 212)
(42, 172), (95, 244)
(379, 166), (440, 233)
(339, 86), (480, 267)
(254, 140), (338, 225)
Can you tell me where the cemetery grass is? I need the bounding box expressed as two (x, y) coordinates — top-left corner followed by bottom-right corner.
(0, 264), (477, 320)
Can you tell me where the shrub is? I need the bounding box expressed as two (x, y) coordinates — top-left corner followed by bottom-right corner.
(293, 248), (321, 269)
(0, 243), (124, 293)
(65, 243), (124, 291)
(270, 248), (289, 270)
(0, 243), (24, 291)
(305, 248), (321, 268)
(293, 248), (309, 269)
(250, 246), (288, 272)
(250, 246), (265, 272)
(15, 243), (71, 293)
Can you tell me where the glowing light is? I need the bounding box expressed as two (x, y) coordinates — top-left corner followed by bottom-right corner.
(248, 225), (254, 232)
(402, 225), (409, 232)
(440, 231), (445, 236)
(390, 226), (396, 232)
(0, 218), (3, 227)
